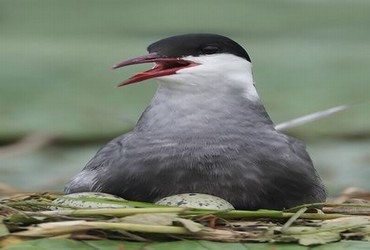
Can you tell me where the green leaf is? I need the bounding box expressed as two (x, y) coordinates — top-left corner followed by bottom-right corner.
(313, 241), (370, 250)
(3, 239), (99, 250)
(2, 239), (370, 250)
(298, 232), (341, 246)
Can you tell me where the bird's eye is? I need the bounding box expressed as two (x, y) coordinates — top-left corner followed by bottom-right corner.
(200, 45), (221, 55)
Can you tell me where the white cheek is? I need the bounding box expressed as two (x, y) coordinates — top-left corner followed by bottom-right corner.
(172, 54), (260, 101)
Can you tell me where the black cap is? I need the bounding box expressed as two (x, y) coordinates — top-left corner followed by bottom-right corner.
(147, 33), (251, 62)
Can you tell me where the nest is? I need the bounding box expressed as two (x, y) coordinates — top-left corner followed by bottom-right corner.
(0, 189), (369, 248)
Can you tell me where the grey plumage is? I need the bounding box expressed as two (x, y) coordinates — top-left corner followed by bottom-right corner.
(65, 34), (326, 210)
(65, 86), (325, 209)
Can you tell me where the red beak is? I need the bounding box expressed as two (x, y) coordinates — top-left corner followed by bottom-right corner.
(112, 52), (199, 87)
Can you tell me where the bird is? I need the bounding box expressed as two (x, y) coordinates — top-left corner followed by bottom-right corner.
(65, 33), (326, 210)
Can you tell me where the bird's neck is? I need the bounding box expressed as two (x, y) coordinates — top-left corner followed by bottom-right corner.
(135, 79), (275, 134)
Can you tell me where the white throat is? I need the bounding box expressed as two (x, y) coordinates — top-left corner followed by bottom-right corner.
(135, 54), (268, 132)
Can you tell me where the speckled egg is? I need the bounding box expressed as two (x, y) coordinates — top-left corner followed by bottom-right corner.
(155, 193), (235, 210)
(50, 192), (132, 210)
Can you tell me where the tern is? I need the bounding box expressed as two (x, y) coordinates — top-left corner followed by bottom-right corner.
(65, 34), (326, 210)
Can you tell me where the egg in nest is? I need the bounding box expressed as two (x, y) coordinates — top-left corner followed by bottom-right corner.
(155, 193), (235, 210)
(50, 192), (132, 210)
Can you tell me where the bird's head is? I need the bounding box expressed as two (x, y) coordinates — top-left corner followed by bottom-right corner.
(113, 34), (257, 99)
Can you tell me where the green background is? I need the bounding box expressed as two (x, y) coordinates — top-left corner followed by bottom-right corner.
(0, 0), (369, 195)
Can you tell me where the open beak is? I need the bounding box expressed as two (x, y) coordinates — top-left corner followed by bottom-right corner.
(113, 52), (199, 87)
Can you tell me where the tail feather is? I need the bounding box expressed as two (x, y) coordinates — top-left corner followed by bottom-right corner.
(275, 105), (348, 131)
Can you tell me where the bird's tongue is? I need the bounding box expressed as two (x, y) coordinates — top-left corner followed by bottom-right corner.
(113, 52), (198, 87)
